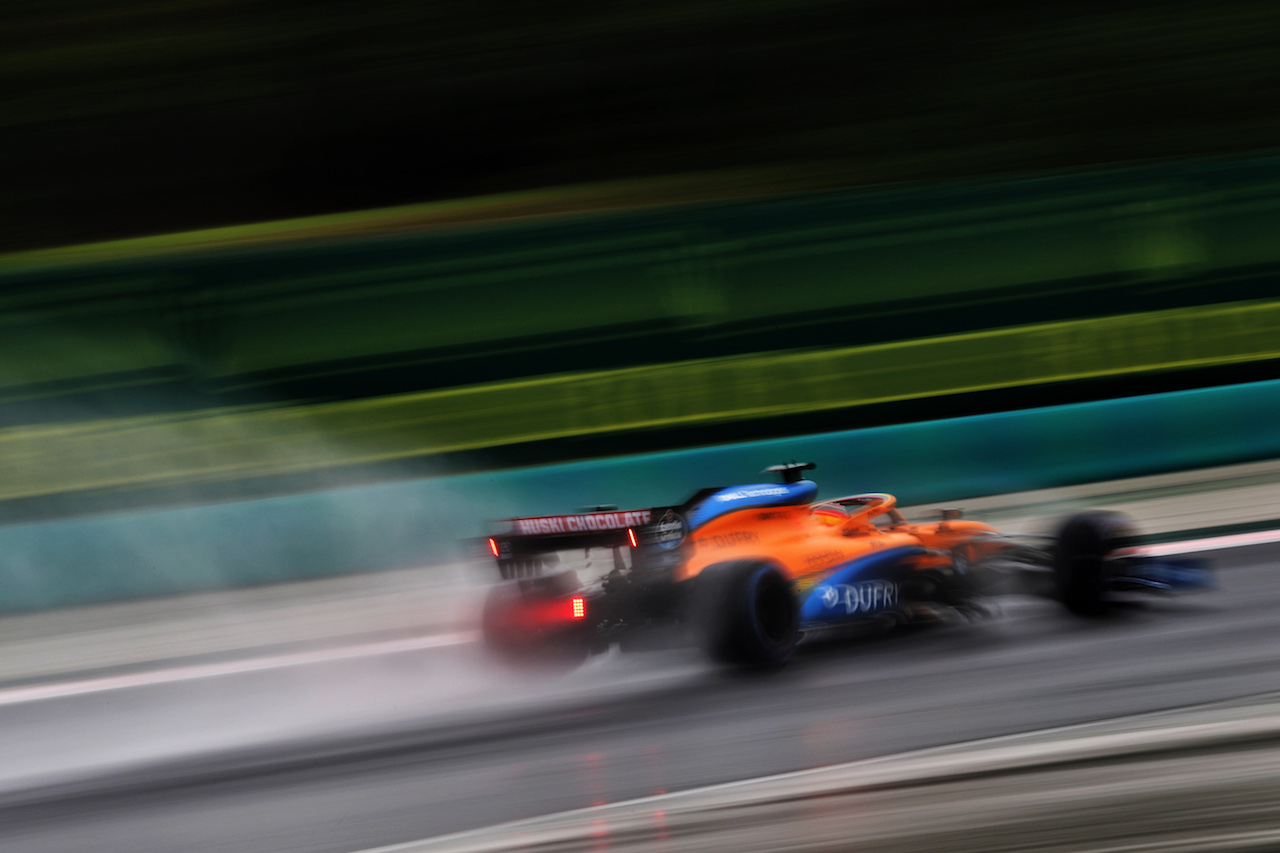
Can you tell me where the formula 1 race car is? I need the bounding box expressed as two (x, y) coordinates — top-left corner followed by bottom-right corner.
(480, 463), (1212, 669)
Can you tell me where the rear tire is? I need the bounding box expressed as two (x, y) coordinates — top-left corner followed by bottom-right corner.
(1054, 511), (1132, 617)
(694, 561), (799, 669)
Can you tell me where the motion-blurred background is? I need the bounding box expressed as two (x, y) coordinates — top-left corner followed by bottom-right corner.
(9, 0), (1280, 250)
(3, 0), (1280, 611)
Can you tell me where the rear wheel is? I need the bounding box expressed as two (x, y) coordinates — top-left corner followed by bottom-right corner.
(1054, 511), (1132, 616)
(694, 561), (799, 669)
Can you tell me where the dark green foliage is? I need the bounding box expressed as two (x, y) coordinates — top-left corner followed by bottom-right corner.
(5, 1), (1280, 250)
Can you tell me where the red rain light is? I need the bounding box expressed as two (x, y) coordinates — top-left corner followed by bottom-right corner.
(487, 537), (499, 557)
(505, 597), (590, 630)
(627, 528), (638, 548)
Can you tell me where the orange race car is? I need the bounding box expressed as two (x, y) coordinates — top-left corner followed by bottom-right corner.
(481, 463), (1212, 669)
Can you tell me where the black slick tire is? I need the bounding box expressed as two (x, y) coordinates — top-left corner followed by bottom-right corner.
(694, 561), (799, 669)
(1054, 511), (1132, 617)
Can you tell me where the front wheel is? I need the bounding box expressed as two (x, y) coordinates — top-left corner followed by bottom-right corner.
(694, 561), (799, 669)
(1054, 511), (1133, 616)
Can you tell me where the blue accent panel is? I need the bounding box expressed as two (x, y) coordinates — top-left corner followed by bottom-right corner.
(799, 546), (925, 625)
(683, 480), (818, 530)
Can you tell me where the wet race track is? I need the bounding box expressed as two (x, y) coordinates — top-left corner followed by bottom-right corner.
(2, 542), (1277, 853)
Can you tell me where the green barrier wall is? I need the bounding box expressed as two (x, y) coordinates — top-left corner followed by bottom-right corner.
(3, 297), (1279, 502)
(2, 378), (1279, 613)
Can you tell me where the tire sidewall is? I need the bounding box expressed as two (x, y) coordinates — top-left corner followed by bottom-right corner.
(695, 561), (799, 669)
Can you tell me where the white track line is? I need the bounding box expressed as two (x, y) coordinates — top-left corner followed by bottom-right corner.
(0, 631), (477, 707)
(1121, 527), (1280, 557)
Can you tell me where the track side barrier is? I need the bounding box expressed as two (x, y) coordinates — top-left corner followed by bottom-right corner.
(1, 378), (1279, 612)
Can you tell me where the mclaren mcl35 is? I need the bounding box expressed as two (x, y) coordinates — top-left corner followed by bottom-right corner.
(481, 463), (1212, 669)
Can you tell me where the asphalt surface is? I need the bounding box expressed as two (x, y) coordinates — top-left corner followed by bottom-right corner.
(0, 541), (1276, 853)
(421, 695), (1280, 852)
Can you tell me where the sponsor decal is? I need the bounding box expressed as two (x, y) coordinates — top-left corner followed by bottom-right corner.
(714, 486), (790, 503)
(695, 531), (760, 549)
(641, 509), (688, 550)
(804, 549), (846, 569)
(815, 580), (899, 614)
(513, 510), (652, 536)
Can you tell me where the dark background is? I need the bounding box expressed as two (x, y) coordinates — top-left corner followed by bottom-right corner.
(6, 0), (1280, 252)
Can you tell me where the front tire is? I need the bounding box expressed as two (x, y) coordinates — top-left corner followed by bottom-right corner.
(694, 561), (799, 669)
(1054, 511), (1132, 616)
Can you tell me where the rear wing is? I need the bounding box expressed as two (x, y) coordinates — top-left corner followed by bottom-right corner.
(487, 509), (654, 578)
